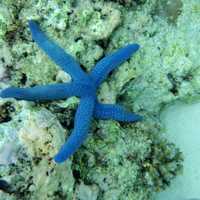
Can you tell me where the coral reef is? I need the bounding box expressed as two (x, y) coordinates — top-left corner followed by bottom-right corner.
(0, 0), (199, 199)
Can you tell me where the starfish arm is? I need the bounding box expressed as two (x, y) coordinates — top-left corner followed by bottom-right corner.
(54, 96), (95, 163)
(94, 102), (143, 122)
(90, 44), (140, 86)
(0, 83), (88, 101)
(28, 20), (88, 81)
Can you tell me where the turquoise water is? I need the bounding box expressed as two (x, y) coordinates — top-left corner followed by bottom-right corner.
(156, 102), (200, 200)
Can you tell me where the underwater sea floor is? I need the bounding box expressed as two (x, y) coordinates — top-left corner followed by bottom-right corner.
(0, 0), (200, 199)
(156, 102), (200, 200)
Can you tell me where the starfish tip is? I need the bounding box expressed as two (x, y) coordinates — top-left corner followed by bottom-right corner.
(28, 20), (39, 31)
(53, 154), (65, 164)
(130, 43), (140, 51)
(133, 114), (143, 122)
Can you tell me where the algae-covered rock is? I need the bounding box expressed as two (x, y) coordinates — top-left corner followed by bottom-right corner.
(0, 5), (13, 39)
(0, 104), (74, 200)
(73, 120), (182, 200)
(0, 0), (199, 199)
(115, 0), (200, 114)
(75, 182), (99, 200)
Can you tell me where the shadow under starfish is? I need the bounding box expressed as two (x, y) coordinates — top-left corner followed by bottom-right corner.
(0, 20), (142, 163)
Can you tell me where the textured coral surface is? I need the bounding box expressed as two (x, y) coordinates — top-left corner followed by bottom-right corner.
(0, 0), (199, 199)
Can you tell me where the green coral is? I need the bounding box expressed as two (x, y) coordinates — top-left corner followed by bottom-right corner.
(117, 0), (200, 113)
(73, 120), (182, 200)
(0, 0), (199, 199)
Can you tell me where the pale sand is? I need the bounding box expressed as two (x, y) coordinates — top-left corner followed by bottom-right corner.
(156, 102), (200, 200)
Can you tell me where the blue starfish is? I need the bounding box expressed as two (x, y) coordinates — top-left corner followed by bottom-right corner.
(0, 20), (142, 163)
